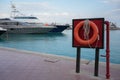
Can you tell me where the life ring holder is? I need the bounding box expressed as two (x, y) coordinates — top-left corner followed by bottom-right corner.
(74, 21), (99, 45)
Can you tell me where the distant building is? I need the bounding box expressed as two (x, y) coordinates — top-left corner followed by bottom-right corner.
(110, 22), (120, 30)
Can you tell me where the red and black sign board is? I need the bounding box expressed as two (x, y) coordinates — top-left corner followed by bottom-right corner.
(72, 18), (104, 49)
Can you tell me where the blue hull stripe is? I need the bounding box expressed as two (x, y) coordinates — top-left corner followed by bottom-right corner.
(50, 25), (69, 32)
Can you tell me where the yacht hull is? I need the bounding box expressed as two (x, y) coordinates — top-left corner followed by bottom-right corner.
(5, 27), (54, 34)
(0, 25), (69, 34)
(0, 19), (69, 34)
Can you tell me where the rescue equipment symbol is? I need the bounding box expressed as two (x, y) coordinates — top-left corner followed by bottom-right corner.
(72, 18), (104, 48)
(74, 20), (99, 45)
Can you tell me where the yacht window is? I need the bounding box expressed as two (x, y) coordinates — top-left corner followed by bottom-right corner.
(14, 17), (38, 19)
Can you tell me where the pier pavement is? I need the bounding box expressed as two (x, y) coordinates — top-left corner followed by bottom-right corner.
(0, 47), (120, 80)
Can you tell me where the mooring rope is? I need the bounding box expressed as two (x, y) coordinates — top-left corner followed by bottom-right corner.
(83, 19), (90, 40)
(83, 19), (99, 48)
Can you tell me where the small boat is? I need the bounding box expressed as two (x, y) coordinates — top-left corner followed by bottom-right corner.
(0, 27), (7, 35)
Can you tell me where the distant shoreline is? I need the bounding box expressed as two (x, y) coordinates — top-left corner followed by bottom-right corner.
(110, 27), (120, 30)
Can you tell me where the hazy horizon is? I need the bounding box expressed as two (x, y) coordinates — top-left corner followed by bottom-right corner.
(0, 0), (120, 26)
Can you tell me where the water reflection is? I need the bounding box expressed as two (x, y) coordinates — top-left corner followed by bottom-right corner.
(0, 30), (120, 64)
(0, 33), (66, 42)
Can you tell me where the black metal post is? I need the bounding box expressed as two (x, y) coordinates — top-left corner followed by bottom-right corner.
(94, 48), (100, 76)
(76, 47), (81, 73)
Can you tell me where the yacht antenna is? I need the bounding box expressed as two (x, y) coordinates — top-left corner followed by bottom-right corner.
(10, 1), (19, 18)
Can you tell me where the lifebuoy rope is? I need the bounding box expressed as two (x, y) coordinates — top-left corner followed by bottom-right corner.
(83, 20), (90, 40)
(83, 20), (91, 47)
(83, 20), (100, 48)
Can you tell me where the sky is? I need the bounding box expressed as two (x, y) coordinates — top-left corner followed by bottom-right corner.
(0, 0), (120, 26)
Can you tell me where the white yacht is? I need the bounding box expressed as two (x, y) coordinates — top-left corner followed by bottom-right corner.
(0, 18), (55, 34)
(0, 2), (69, 34)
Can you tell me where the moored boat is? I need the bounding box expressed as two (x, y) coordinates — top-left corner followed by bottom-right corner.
(0, 18), (55, 34)
(0, 2), (69, 34)
(0, 27), (7, 35)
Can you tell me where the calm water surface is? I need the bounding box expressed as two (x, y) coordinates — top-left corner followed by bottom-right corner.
(0, 30), (120, 64)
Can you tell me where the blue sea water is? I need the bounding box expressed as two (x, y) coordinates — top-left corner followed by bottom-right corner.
(0, 30), (120, 64)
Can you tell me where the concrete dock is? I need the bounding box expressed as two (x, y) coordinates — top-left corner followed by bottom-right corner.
(0, 47), (120, 80)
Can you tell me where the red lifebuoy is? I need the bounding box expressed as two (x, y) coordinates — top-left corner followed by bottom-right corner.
(74, 21), (98, 45)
